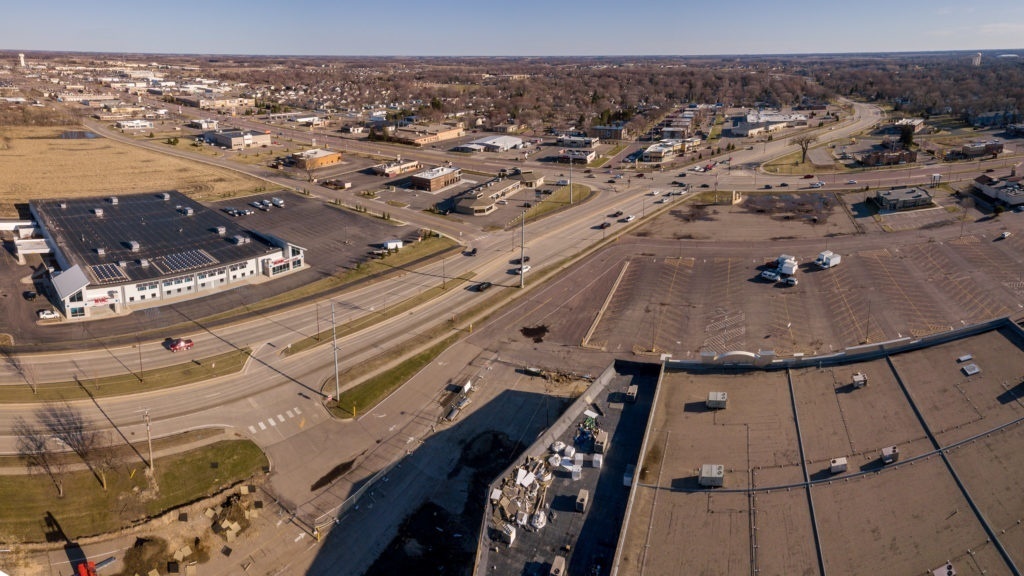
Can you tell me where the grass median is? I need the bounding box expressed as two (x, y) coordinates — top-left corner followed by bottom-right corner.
(0, 438), (267, 542)
(0, 348), (251, 403)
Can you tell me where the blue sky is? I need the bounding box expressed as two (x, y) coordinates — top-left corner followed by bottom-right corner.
(2, 0), (1022, 56)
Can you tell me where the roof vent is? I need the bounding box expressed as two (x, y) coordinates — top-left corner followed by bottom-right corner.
(96, 247), (106, 256)
(231, 235), (250, 245)
(94, 207), (104, 217)
(117, 260), (127, 267)
(128, 240), (140, 252)
(109, 196), (118, 205)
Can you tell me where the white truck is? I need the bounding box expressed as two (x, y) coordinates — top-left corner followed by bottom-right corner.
(777, 255), (799, 276)
(814, 250), (842, 269)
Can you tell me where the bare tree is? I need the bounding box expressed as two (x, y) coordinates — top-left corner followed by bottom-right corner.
(37, 403), (99, 484)
(14, 417), (66, 497)
(791, 135), (818, 164)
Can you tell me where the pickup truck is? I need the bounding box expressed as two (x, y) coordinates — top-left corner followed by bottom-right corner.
(169, 338), (194, 352)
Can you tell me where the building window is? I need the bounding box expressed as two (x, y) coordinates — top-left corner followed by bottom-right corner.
(70, 307), (85, 318)
(130, 297), (135, 302)
(69, 290), (84, 303)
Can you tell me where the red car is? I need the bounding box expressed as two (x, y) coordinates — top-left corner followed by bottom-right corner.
(169, 338), (194, 352)
(802, 174), (815, 179)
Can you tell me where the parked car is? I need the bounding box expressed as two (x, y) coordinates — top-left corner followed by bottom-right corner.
(23, 290), (37, 301)
(37, 309), (59, 320)
(271, 197), (285, 207)
(169, 338), (194, 352)
(782, 277), (799, 286)
(1000, 231), (1012, 239)
(760, 270), (780, 281)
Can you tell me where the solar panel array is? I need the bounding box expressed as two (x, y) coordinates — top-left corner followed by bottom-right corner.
(153, 249), (217, 274)
(90, 263), (129, 284)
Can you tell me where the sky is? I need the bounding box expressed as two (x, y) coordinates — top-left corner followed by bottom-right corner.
(2, 0), (1023, 57)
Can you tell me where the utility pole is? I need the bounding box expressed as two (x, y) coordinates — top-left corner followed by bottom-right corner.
(520, 211), (526, 289)
(331, 302), (340, 403)
(137, 337), (144, 384)
(315, 301), (321, 341)
(569, 158), (574, 205)
(442, 258), (446, 289)
(143, 409), (153, 473)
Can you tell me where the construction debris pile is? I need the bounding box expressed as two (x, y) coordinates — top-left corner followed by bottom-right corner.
(489, 411), (607, 547)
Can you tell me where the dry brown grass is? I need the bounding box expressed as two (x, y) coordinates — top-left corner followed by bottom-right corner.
(0, 127), (265, 216)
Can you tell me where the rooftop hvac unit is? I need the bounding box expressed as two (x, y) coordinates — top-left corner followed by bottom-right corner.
(95, 247), (105, 256)
(108, 196), (118, 204)
(231, 235), (250, 245)
(94, 207), (104, 217)
(59, 201), (67, 209)
(699, 464), (725, 487)
(139, 258), (149, 267)
(117, 260), (126, 267)
(706, 391), (728, 409)
(830, 457), (848, 474)
(215, 226), (226, 235)
(129, 240), (140, 252)
(160, 192), (170, 200)
(183, 207), (194, 216)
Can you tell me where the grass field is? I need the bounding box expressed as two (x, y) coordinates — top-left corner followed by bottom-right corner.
(0, 127), (266, 216)
(1, 439), (266, 542)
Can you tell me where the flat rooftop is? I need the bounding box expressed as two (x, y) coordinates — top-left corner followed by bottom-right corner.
(413, 166), (459, 180)
(33, 191), (275, 285)
(617, 324), (1024, 576)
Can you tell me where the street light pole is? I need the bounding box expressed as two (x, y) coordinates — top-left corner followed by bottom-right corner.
(331, 302), (340, 403)
(520, 211), (526, 289)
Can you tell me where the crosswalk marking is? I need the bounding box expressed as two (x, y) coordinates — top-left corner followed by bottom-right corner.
(251, 406), (308, 434)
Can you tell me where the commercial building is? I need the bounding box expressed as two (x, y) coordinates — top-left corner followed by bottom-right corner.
(454, 178), (522, 215)
(291, 149), (342, 170)
(116, 119), (153, 130)
(874, 187), (933, 211)
(373, 159), (421, 178)
(204, 130), (272, 150)
(469, 135), (524, 152)
(188, 118), (219, 130)
(590, 123), (631, 140)
(178, 96), (256, 111)
(958, 140), (1004, 158)
(410, 166), (462, 192)
(557, 135), (600, 148)
(389, 123), (465, 146)
(859, 148), (917, 166)
(557, 149), (596, 164)
(25, 191), (305, 319)
(973, 174), (1024, 208)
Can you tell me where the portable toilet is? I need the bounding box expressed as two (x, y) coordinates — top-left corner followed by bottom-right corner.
(830, 457), (848, 474)
(699, 464), (725, 487)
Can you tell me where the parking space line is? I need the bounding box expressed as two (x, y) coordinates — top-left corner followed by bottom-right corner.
(258, 421), (266, 430)
(276, 414), (285, 423)
(267, 418), (276, 427)
(248, 425), (257, 434)
(286, 410), (295, 418)
(294, 406), (302, 415)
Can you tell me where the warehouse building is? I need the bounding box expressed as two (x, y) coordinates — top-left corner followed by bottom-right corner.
(26, 191), (306, 320)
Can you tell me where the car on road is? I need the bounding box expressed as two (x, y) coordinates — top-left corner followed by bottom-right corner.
(760, 270), (780, 281)
(609, 210), (624, 218)
(779, 182), (789, 187)
(763, 184), (773, 189)
(847, 180), (858, 184)
(810, 182), (825, 189)
(511, 256), (531, 265)
(598, 221), (612, 229)
(23, 290), (37, 301)
(466, 247), (478, 256)
(699, 183), (710, 188)
(169, 338), (194, 352)
(803, 174), (816, 179)
(515, 265), (531, 275)
(607, 179), (617, 183)
(622, 215), (636, 223)
(476, 281), (493, 292)
(37, 309), (59, 320)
